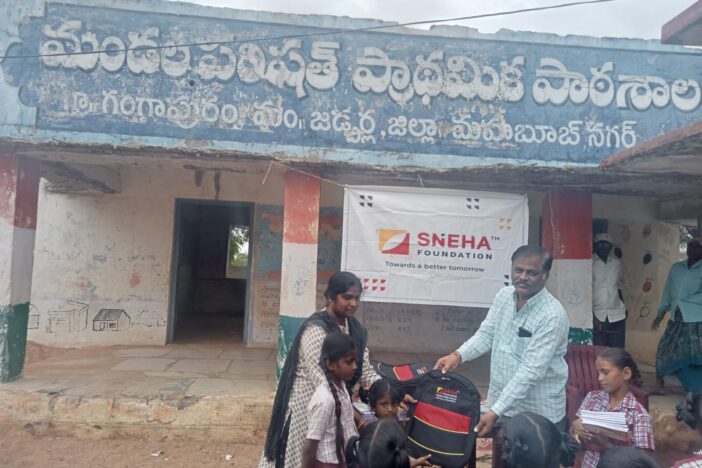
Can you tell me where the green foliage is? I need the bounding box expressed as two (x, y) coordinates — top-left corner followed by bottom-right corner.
(681, 224), (699, 251)
(228, 225), (249, 267)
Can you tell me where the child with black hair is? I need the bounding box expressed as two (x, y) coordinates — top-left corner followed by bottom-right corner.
(502, 411), (578, 468)
(367, 378), (403, 422)
(302, 332), (359, 468)
(346, 419), (410, 468)
(595, 447), (660, 468)
(345, 419), (432, 468)
(571, 348), (654, 468)
(672, 392), (702, 468)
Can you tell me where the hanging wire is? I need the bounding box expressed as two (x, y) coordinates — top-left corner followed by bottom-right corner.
(0, 0), (617, 61)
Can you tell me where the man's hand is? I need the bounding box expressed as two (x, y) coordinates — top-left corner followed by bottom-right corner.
(400, 393), (417, 412)
(409, 454), (432, 467)
(434, 352), (461, 374)
(474, 410), (498, 437)
(651, 315), (663, 331)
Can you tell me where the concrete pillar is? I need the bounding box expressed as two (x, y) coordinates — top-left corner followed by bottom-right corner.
(542, 191), (593, 344)
(277, 171), (320, 374)
(0, 156), (40, 382)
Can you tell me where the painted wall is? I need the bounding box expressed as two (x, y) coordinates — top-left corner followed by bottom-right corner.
(592, 194), (680, 364)
(316, 190), (672, 357)
(250, 185), (542, 352)
(247, 200), (492, 352)
(29, 165), (284, 347)
(28, 172), (678, 358)
(2, 0), (702, 171)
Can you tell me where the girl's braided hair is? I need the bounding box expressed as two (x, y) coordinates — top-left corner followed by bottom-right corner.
(503, 412), (578, 468)
(346, 419), (410, 468)
(320, 331), (357, 464)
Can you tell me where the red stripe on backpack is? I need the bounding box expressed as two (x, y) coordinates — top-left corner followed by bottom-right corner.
(414, 401), (471, 434)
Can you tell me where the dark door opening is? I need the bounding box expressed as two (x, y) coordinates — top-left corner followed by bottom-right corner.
(169, 200), (252, 344)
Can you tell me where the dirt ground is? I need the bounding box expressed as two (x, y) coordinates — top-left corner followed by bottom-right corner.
(23, 341), (72, 365)
(0, 424), (261, 468)
(0, 423), (693, 468)
(3, 342), (694, 467)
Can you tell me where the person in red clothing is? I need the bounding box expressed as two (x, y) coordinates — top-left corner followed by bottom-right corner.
(570, 348), (654, 468)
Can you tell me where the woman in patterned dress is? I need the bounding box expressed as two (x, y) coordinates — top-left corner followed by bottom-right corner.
(259, 272), (380, 468)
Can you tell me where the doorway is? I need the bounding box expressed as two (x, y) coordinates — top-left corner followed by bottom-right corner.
(168, 199), (253, 344)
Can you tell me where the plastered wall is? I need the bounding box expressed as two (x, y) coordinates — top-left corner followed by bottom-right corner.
(28, 173), (678, 360)
(592, 194), (680, 365)
(29, 165), (284, 347)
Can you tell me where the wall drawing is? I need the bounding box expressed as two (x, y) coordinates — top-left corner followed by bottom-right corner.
(27, 304), (40, 330)
(93, 309), (131, 331)
(46, 301), (88, 334)
(611, 221), (680, 330)
(133, 309), (166, 328)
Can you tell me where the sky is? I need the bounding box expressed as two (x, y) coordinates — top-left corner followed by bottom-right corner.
(171, 0), (695, 41)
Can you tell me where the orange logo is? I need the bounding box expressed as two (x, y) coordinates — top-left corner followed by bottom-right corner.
(378, 229), (410, 255)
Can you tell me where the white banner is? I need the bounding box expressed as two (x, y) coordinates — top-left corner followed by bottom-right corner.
(341, 186), (528, 307)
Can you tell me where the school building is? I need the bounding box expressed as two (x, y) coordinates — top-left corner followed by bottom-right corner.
(1, 0), (702, 384)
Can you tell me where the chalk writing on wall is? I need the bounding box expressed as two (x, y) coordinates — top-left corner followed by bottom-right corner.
(357, 303), (487, 353)
(4, 4), (702, 164)
(252, 280), (281, 345)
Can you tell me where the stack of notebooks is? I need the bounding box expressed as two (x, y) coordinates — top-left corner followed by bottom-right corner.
(580, 410), (629, 441)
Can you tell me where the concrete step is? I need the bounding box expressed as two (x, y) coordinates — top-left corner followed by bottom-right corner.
(0, 387), (273, 442)
(0, 343), (277, 442)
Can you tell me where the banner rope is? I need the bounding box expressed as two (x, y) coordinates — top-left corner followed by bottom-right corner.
(261, 160), (348, 188)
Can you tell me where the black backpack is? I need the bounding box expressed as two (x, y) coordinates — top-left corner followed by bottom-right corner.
(369, 359), (432, 395)
(406, 370), (481, 468)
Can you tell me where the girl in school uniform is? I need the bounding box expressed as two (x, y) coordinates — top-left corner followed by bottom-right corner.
(571, 348), (655, 468)
(365, 378), (403, 422)
(345, 419), (433, 468)
(301, 332), (359, 468)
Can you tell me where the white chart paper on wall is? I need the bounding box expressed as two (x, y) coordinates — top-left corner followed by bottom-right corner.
(341, 186), (528, 307)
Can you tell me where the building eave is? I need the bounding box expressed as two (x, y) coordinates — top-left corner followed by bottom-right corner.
(600, 120), (702, 175)
(662, 0), (702, 46)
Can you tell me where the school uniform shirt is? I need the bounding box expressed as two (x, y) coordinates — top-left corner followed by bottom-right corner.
(577, 390), (654, 468)
(592, 254), (626, 323)
(306, 380), (359, 464)
(674, 455), (702, 468)
(456, 286), (569, 422)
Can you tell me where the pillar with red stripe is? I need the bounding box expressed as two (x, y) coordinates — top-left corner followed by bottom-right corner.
(0, 155), (40, 382)
(542, 191), (593, 344)
(277, 171), (321, 373)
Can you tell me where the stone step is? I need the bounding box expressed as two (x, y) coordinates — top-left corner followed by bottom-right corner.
(0, 388), (274, 442)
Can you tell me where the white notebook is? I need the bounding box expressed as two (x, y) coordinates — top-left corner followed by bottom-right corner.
(580, 410), (629, 441)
